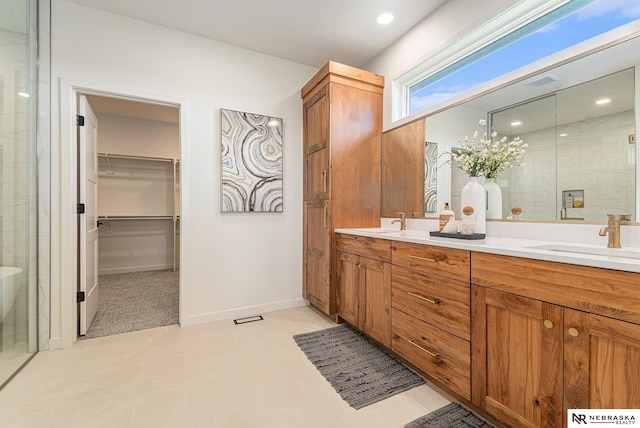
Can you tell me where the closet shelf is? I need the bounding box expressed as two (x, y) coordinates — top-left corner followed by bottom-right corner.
(98, 152), (176, 163)
(98, 215), (175, 221)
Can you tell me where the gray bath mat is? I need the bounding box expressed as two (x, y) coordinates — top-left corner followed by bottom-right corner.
(293, 324), (424, 409)
(404, 402), (495, 428)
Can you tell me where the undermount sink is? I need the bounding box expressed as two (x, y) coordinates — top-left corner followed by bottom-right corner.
(528, 244), (640, 260)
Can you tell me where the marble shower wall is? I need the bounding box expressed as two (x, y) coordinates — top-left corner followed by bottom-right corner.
(506, 111), (636, 221)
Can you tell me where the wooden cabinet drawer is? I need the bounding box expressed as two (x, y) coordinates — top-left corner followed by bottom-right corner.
(336, 233), (391, 262)
(391, 241), (470, 282)
(392, 266), (470, 341)
(472, 252), (640, 325)
(392, 309), (470, 400)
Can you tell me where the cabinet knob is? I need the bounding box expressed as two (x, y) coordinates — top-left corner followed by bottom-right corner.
(544, 320), (554, 329)
(568, 327), (579, 337)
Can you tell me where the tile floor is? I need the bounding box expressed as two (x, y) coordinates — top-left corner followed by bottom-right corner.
(0, 306), (452, 427)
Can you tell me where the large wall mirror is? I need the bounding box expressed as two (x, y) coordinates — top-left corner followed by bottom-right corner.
(383, 31), (639, 223)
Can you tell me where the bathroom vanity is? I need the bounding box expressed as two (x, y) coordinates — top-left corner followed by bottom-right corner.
(334, 228), (640, 428)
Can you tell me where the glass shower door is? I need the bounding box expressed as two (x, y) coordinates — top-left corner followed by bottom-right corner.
(0, 0), (39, 388)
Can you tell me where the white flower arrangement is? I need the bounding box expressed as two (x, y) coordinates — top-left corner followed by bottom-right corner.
(449, 119), (527, 179)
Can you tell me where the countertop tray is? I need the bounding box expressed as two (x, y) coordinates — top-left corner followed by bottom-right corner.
(429, 231), (486, 240)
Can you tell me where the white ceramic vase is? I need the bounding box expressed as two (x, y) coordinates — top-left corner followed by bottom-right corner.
(485, 178), (503, 219)
(460, 177), (486, 234)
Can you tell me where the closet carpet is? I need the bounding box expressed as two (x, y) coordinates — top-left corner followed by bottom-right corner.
(83, 269), (179, 339)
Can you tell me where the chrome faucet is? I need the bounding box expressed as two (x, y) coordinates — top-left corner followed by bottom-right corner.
(391, 212), (407, 231)
(599, 214), (631, 248)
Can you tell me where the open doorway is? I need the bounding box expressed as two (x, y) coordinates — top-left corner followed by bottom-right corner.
(77, 94), (180, 339)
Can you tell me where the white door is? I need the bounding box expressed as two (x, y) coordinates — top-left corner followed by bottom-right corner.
(79, 95), (99, 335)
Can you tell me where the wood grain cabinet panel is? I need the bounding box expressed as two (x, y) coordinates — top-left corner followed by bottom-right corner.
(336, 245), (392, 348)
(472, 252), (640, 325)
(301, 62), (383, 317)
(390, 243), (472, 403)
(472, 286), (563, 428)
(471, 252), (640, 428)
(303, 200), (331, 314)
(305, 148), (329, 201)
(392, 309), (471, 400)
(392, 241), (470, 282)
(392, 266), (470, 340)
(564, 309), (640, 411)
(336, 234), (391, 262)
(382, 119), (426, 218)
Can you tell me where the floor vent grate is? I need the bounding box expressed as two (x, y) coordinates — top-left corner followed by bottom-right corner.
(233, 315), (264, 325)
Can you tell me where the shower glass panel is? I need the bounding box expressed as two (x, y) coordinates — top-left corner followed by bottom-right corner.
(0, 0), (39, 388)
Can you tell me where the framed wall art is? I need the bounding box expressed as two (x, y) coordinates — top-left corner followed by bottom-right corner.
(220, 108), (283, 212)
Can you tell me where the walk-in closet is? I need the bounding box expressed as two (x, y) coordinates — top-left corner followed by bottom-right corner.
(81, 95), (180, 339)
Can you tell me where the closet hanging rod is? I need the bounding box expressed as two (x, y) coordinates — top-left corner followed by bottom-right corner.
(98, 153), (176, 163)
(98, 215), (174, 221)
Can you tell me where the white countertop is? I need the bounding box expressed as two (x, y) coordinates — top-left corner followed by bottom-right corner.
(336, 227), (640, 274)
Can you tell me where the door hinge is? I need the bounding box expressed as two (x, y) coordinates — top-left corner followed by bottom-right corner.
(77, 115), (85, 126)
(77, 203), (85, 214)
(77, 291), (85, 303)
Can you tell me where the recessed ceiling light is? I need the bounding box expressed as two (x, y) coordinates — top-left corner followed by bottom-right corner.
(511, 121), (522, 127)
(376, 13), (394, 25)
(18, 92), (29, 98)
(559, 133), (568, 137)
(596, 98), (611, 105)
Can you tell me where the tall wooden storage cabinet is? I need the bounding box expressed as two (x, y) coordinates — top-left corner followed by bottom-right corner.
(301, 61), (384, 317)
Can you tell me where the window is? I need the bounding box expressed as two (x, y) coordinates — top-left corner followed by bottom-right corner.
(395, 0), (640, 120)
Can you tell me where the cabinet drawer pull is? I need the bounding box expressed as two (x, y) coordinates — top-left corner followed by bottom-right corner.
(322, 170), (328, 192)
(408, 292), (440, 305)
(408, 255), (437, 263)
(408, 340), (440, 362)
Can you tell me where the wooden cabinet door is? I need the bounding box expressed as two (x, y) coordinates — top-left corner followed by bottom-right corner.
(303, 86), (330, 201)
(361, 257), (391, 348)
(336, 251), (360, 327)
(472, 286), (563, 428)
(303, 86), (329, 155)
(305, 148), (329, 200)
(303, 200), (331, 314)
(564, 309), (640, 412)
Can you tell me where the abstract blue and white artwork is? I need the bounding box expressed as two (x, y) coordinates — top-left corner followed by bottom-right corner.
(221, 109), (283, 212)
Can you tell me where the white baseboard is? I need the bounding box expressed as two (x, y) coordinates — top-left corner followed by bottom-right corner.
(48, 337), (62, 350)
(98, 264), (177, 275)
(181, 298), (307, 327)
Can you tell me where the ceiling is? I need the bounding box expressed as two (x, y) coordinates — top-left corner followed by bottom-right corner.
(65, 0), (448, 69)
(85, 95), (179, 123)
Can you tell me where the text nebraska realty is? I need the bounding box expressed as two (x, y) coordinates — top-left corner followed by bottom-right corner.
(575, 414), (636, 425)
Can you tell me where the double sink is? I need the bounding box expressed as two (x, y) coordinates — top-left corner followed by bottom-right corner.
(347, 228), (640, 261)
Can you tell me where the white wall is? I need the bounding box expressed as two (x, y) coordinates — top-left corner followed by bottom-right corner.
(97, 114), (180, 159)
(50, 0), (318, 346)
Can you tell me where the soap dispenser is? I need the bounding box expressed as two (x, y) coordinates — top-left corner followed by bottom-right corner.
(439, 203), (455, 232)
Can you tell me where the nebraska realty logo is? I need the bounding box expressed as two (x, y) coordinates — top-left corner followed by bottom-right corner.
(569, 410), (639, 426)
